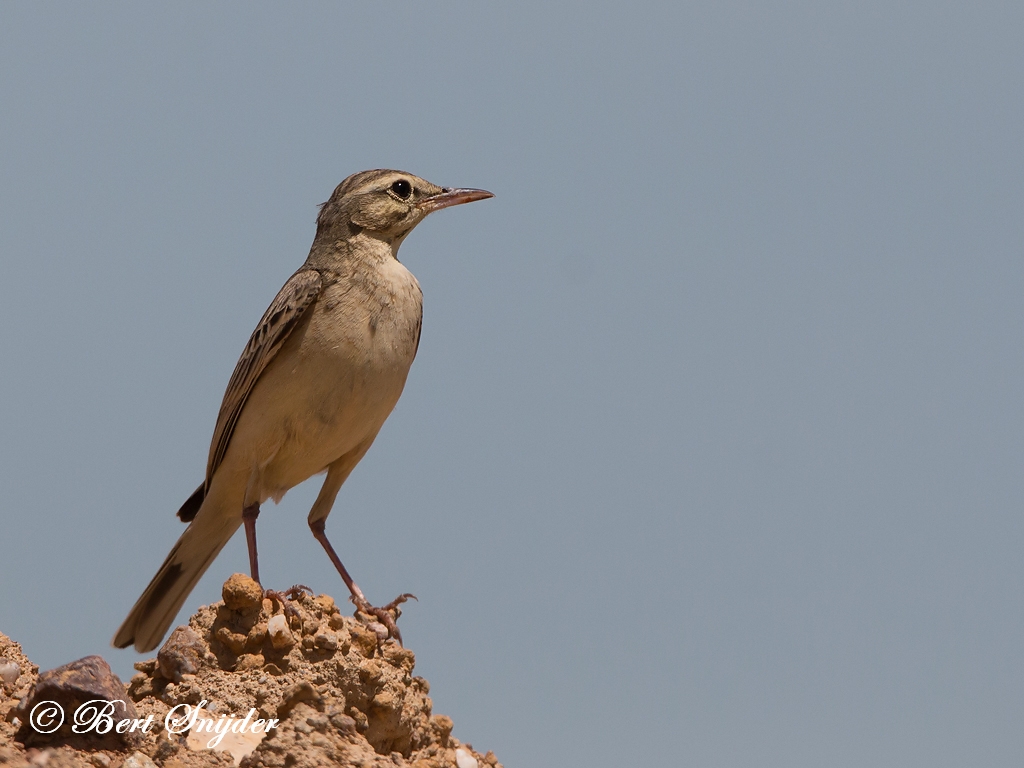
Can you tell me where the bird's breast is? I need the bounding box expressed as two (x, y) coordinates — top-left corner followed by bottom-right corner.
(317, 259), (423, 375)
(260, 260), (422, 478)
(224, 256), (425, 504)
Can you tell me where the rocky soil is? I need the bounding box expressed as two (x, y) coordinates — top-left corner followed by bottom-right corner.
(0, 575), (500, 768)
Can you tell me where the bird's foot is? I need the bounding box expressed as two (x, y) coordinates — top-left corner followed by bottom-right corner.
(265, 584), (313, 620)
(352, 593), (417, 647)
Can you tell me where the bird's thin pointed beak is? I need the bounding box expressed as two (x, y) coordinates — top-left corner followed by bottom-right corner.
(417, 187), (494, 213)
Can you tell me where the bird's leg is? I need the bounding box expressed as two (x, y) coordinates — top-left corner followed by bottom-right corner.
(243, 502), (307, 618)
(242, 503), (262, 584)
(309, 518), (416, 645)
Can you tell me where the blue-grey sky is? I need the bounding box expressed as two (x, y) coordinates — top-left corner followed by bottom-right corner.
(2, 4), (1023, 767)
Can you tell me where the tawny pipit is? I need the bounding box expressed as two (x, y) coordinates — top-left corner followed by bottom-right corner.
(114, 170), (493, 653)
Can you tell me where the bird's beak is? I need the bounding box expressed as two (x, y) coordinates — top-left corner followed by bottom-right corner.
(417, 187), (494, 213)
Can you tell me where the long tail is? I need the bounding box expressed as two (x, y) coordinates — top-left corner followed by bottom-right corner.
(113, 487), (241, 653)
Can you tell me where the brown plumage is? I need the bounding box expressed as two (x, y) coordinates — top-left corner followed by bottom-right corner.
(114, 170), (492, 652)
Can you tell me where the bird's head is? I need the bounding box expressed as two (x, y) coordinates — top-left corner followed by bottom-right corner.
(316, 169), (492, 246)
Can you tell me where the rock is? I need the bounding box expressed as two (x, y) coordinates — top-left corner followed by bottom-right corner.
(28, 746), (54, 765)
(121, 751), (156, 768)
(244, 622), (268, 651)
(221, 574), (263, 613)
(235, 654), (264, 672)
(0, 633), (37, 761)
(158, 627), (206, 683)
(214, 627), (247, 656)
(276, 682), (319, 719)
(431, 714), (454, 744)
(348, 623), (378, 657)
(183, 706), (266, 764)
(0, 661), (20, 686)
(0, 578), (502, 768)
(266, 615), (293, 650)
(15, 655), (139, 749)
(312, 632), (338, 652)
(313, 595), (336, 614)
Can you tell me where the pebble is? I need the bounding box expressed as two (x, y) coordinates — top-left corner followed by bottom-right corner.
(121, 753), (157, 768)
(329, 711), (356, 734)
(268, 614), (294, 649)
(158, 626), (205, 682)
(455, 748), (479, 768)
(236, 653), (265, 672)
(0, 660), (20, 684)
(222, 573), (263, 612)
(20, 655), (139, 747)
(215, 626), (247, 655)
(314, 632), (339, 651)
(314, 595), (337, 613)
(306, 714), (329, 732)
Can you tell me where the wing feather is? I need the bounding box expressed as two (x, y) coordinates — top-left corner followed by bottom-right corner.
(204, 269), (322, 484)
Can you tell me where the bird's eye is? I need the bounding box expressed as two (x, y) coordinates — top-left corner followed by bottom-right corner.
(391, 179), (412, 199)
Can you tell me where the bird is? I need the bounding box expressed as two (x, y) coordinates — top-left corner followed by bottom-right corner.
(113, 169), (493, 653)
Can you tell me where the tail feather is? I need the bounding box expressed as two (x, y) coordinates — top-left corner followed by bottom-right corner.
(113, 495), (241, 653)
(177, 482), (206, 522)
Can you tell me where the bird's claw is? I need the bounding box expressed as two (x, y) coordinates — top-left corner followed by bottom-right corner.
(352, 593), (417, 647)
(265, 584), (312, 620)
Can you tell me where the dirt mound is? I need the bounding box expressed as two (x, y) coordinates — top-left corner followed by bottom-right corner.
(0, 575), (501, 768)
